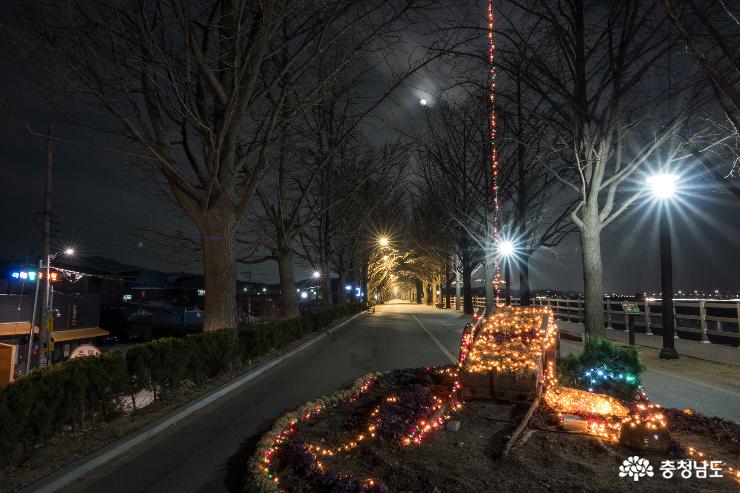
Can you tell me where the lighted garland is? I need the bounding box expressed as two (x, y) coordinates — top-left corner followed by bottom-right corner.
(488, 0), (502, 300)
(253, 367), (465, 492)
(464, 306), (557, 374)
(252, 374), (379, 491)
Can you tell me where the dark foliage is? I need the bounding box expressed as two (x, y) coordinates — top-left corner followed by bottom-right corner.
(558, 336), (645, 400)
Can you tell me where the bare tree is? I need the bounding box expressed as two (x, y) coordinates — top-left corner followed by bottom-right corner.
(496, 31), (577, 306)
(8, 0), (436, 330)
(415, 98), (488, 313)
(505, 0), (680, 335)
(658, 0), (740, 198)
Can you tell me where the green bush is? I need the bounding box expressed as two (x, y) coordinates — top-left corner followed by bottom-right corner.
(558, 336), (645, 400)
(0, 303), (364, 464)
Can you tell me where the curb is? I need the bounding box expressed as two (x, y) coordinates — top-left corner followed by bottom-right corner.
(22, 311), (366, 493)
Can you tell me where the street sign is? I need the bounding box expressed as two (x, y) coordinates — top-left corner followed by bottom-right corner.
(621, 302), (641, 314)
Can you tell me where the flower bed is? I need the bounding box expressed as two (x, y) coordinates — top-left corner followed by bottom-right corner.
(247, 367), (737, 492)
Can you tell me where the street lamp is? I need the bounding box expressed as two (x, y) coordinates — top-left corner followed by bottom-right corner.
(312, 270), (321, 279)
(648, 174), (679, 360)
(26, 247), (75, 373)
(498, 239), (515, 305)
(378, 237), (389, 247)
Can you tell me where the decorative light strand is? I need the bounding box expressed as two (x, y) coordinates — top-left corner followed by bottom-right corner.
(488, 0), (502, 302)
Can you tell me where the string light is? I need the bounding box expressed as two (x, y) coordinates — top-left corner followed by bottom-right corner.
(488, 0), (502, 301)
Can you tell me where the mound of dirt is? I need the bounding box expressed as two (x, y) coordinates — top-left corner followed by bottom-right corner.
(250, 367), (738, 492)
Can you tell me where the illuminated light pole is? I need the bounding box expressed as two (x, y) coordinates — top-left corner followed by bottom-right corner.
(498, 240), (515, 305)
(26, 247), (75, 372)
(648, 174), (679, 360)
(312, 270), (321, 279)
(378, 237), (389, 247)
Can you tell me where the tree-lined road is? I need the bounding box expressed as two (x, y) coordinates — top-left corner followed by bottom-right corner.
(59, 301), (739, 493)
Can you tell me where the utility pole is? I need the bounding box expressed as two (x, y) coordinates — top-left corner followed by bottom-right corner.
(41, 125), (53, 367)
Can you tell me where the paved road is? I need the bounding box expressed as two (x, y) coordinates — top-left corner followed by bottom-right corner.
(64, 301), (740, 493)
(66, 301), (464, 493)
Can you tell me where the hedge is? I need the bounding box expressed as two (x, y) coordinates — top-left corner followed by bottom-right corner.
(0, 303), (365, 464)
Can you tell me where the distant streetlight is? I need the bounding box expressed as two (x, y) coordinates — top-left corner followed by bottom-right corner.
(64, 248), (75, 256)
(378, 237), (389, 247)
(648, 173), (679, 360)
(312, 270), (321, 279)
(419, 98), (428, 106)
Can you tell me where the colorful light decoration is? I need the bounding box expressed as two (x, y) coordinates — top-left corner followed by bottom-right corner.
(464, 306), (557, 374)
(488, 0), (502, 301)
(256, 308), (739, 489)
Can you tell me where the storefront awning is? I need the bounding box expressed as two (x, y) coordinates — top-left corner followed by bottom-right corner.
(52, 328), (109, 342)
(0, 322), (39, 337)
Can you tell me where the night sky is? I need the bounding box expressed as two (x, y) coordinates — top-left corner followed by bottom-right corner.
(1, 3), (738, 294)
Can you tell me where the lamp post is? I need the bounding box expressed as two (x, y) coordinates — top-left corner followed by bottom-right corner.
(647, 174), (679, 360)
(498, 240), (515, 305)
(26, 247), (74, 372)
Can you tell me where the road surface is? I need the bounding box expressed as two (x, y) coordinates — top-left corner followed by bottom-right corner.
(63, 301), (740, 493)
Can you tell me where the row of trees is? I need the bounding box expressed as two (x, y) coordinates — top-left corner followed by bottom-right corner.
(404, 0), (739, 336)
(8, 0), (449, 329)
(8, 1), (736, 335)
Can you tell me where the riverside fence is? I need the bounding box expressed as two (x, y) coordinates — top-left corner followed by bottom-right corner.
(451, 296), (740, 347)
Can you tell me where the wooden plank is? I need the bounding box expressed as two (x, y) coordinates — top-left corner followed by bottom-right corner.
(501, 396), (540, 458)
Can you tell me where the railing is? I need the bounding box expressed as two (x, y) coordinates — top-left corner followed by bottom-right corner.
(446, 296), (740, 347)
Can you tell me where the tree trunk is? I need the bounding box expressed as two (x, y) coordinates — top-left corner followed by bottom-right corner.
(580, 223), (605, 337)
(445, 259), (451, 308)
(462, 254), (473, 315)
(277, 251), (299, 319)
(320, 272), (333, 308)
(201, 208), (237, 331)
(336, 272), (346, 304)
(519, 251), (531, 306)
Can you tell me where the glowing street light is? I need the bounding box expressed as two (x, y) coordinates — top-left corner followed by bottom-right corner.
(647, 174), (679, 199)
(499, 240), (515, 257)
(419, 98), (428, 106)
(378, 237), (389, 247)
(498, 239), (516, 305)
(648, 173), (679, 359)
(312, 270), (321, 279)
(26, 247), (76, 373)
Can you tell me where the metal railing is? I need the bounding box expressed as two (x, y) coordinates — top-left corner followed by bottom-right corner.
(446, 296), (739, 346)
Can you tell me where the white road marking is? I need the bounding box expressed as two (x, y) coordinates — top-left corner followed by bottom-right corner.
(409, 312), (458, 364)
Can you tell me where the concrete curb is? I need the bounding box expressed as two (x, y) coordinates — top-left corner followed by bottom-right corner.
(22, 311), (366, 493)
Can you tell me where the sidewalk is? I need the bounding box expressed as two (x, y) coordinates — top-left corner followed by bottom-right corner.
(557, 320), (740, 366)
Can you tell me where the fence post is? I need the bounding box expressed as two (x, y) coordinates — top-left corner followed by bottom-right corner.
(699, 300), (710, 344)
(673, 304), (679, 340)
(644, 301), (653, 335)
(736, 301), (740, 349)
